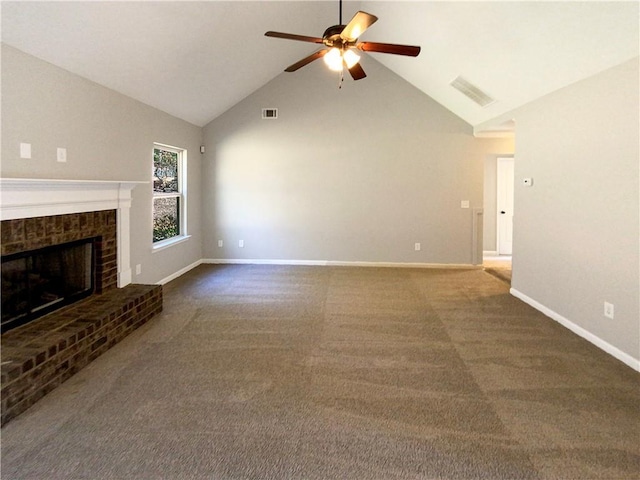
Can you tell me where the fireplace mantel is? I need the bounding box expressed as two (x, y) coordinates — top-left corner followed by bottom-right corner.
(0, 178), (147, 287)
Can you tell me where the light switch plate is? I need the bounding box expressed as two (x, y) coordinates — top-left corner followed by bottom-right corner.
(604, 301), (614, 319)
(57, 148), (67, 162)
(20, 143), (31, 159)
(461, 200), (470, 208)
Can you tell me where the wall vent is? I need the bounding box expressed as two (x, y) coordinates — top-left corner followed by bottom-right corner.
(262, 108), (278, 119)
(450, 76), (495, 107)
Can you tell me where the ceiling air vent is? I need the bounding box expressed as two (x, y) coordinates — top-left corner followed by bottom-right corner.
(450, 76), (495, 107)
(262, 108), (278, 119)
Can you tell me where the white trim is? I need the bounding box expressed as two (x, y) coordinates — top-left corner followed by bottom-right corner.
(0, 178), (145, 220)
(327, 261), (479, 269)
(153, 144), (187, 245)
(204, 258), (328, 266)
(483, 250), (499, 257)
(483, 255), (511, 262)
(510, 288), (640, 372)
(157, 259), (203, 285)
(202, 258), (481, 269)
(473, 130), (514, 139)
(152, 235), (192, 252)
(0, 178), (146, 288)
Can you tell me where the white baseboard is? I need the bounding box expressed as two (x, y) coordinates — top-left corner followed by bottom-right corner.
(202, 258), (481, 269)
(202, 258), (328, 266)
(510, 288), (640, 372)
(157, 259), (203, 285)
(327, 261), (480, 269)
(483, 250), (499, 257)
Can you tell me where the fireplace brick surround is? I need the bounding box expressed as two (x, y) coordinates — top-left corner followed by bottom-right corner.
(1, 207), (162, 425)
(2, 210), (118, 293)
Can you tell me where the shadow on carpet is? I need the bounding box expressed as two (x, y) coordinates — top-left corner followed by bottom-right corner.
(484, 267), (512, 285)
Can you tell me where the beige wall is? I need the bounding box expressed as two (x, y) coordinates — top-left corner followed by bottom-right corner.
(202, 56), (512, 264)
(1, 45), (203, 284)
(509, 58), (639, 365)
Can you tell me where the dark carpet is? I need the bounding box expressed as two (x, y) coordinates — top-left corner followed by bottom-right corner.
(2, 265), (638, 479)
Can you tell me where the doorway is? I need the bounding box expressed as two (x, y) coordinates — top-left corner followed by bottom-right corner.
(497, 157), (514, 255)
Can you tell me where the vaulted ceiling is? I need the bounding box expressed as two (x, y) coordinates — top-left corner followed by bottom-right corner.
(2, 1), (638, 128)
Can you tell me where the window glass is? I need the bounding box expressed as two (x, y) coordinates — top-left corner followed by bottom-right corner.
(153, 196), (180, 242)
(153, 149), (179, 193)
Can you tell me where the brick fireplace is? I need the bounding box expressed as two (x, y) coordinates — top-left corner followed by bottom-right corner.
(1, 179), (163, 425)
(2, 210), (118, 330)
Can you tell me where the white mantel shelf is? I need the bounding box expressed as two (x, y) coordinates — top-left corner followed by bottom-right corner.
(0, 178), (148, 287)
(0, 178), (147, 221)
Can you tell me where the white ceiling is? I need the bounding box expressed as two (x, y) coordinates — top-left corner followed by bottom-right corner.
(2, 1), (638, 128)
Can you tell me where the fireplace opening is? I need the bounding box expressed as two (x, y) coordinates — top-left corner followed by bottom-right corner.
(1, 237), (96, 333)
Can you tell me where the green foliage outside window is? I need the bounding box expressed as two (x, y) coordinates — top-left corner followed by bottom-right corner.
(153, 197), (180, 242)
(153, 149), (179, 193)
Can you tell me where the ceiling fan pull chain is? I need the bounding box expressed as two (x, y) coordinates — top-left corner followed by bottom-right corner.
(338, 70), (344, 89)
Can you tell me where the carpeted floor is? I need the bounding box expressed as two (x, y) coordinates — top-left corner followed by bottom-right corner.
(483, 257), (512, 285)
(2, 265), (639, 479)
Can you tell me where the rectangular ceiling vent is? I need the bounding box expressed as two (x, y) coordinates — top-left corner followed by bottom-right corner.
(262, 108), (278, 119)
(450, 76), (495, 107)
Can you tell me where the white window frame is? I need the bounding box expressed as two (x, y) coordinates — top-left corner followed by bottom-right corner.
(152, 143), (189, 251)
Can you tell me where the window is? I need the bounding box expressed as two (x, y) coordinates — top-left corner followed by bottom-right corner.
(153, 144), (186, 246)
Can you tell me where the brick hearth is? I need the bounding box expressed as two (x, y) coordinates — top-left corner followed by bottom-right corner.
(1, 284), (162, 425)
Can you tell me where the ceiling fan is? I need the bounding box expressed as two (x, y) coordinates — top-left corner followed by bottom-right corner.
(265, 0), (420, 81)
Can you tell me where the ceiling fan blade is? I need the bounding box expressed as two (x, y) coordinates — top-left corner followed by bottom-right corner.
(284, 49), (328, 72)
(340, 11), (378, 42)
(265, 31), (324, 44)
(347, 62), (366, 81)
(357, 42), (421, 57)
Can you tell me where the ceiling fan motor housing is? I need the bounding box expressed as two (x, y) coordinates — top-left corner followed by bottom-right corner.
(323, 25), (349, 47)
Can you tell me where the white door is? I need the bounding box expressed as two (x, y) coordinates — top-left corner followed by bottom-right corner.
(497, 157), (514, 255)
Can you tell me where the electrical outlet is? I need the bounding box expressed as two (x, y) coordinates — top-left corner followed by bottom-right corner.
(239, 240), (244, 248)
(414, 243), (421, 251)
(218, 240), (223, 247)
(604, 301), (614, 319)
(461, 200), (470, 209)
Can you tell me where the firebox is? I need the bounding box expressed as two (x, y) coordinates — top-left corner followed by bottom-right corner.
(1, 237), (96, 333)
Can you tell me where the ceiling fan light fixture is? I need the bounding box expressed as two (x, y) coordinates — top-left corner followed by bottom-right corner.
(323, 47), (343, 71)
(266, 3), (420, 81)
(343, 49), (360, 69)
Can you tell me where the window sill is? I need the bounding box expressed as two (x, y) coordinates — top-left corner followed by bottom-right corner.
(152, 235), (191, 253)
